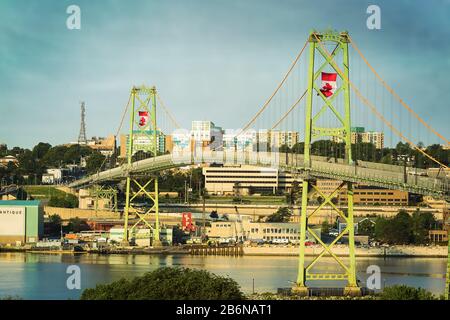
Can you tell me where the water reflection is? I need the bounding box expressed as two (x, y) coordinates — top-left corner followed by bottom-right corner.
(0, 253), (446, 299)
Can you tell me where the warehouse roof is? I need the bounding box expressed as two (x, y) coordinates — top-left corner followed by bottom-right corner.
(0, 200), (41, 206)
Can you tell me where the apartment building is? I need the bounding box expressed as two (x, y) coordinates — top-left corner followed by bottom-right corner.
(332, 127), (384, 149)
(191, 121), (223, 151)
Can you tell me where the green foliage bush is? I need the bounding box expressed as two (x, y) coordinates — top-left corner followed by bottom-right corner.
(380, 285), (436, 300)
(48, 194), (79, 208)
(374, 209), (436, 244)
(80, 267), (245, 300)
(266, 207), (291, 222)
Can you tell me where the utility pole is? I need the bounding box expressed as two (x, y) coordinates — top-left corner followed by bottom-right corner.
(202, 189), (206, 239)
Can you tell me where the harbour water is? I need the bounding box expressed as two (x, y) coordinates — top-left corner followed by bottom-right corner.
(0, 252), (446, 300)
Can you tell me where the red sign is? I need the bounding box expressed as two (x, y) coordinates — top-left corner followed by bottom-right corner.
(182, 212), (195, 232)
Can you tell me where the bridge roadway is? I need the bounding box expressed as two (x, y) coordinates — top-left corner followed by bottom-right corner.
(69, 151), (449, 200)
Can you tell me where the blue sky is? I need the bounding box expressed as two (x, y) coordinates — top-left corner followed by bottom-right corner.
(0, 0), (449, 148)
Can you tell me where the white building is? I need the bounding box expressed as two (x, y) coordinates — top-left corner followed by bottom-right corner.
(171, 128), (192, 154)
(44, 168), (70, 184)
(191, 121), (223, 151)
(206, 219), (320, 243)
(223, 129), (256, 151)
(203, 165), (298, 195)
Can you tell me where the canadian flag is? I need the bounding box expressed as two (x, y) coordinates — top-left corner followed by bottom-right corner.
(320, 72), (337, 98)
(138, 111), (149, 127)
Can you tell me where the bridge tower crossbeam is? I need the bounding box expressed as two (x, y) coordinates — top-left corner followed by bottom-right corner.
(293, 30), (360, 296)
(89, 185), (118, 213)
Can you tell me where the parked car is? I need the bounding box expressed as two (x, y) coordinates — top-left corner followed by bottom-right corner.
(328, 229), (339, 237)
(272, 238), (289, 244)
(305, 241), (315, 246)
(250, 239), (265, 245)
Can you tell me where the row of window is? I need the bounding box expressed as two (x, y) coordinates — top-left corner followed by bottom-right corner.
(359, 198), (406, 202)
(356, 192), (395, 195)
(205, 170), (277, 174)
(263, 236), (300, 240)
(205, 176), (278, 179)
(215, 224), (232, 228)
(206, 181), (278, 184)
(262, 228), (299, 234)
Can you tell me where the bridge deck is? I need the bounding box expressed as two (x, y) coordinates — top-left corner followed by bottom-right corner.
(69, 151), (449, 200)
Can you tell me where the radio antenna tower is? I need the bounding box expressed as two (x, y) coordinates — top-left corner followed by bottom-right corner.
(78, 102), (87, 144)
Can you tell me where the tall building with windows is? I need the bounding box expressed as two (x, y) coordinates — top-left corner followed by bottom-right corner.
(191, 121), (223, 151)
(361, 131), (384, 149)
(332, 127), (384, 149)
(270, 130), (299, 149)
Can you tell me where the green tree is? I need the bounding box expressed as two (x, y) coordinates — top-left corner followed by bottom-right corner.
(374, 210), (416, 244)
(279, 144), (290, 153)
(291, 142), (305, 154)
(209, 211), (219, 220)
(266, 207), (291, 222)
(66, 217), (91, 233)
(86, 152), (106, 174)
(32, 142), (52, 160)
(45, 214), (62, 237)
(48, 194), (78, 208)
(411, 210), (436, 244)
(358, 219), (375, 238)
(321, 220), (330, 234)
(80, 267), (245, 300)
(286, 180), (301, 205)
(380, 285), (435, 300)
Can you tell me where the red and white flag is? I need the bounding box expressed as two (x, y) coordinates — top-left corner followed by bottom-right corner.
(182, 212), (195, 232)
(320, 72), (337, 98)
(138, 111), (149, 127)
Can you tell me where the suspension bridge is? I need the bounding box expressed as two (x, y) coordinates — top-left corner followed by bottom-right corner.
(68, 30), (449, 296)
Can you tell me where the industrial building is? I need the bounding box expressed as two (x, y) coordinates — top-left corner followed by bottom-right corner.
(206, 219), (320, 243)
(202, 164), (297, 195)
(0, 200), (44, 245)
(316, 180), (409, 206)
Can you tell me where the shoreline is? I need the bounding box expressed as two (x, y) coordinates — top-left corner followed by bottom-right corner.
(0, 245), (447, 258)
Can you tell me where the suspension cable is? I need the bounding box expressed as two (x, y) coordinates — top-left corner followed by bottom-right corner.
(271, 89), (307, 130)
(235, 39), (309, 138)
(348, 35), (449, 146)
(313, 33), (448, 169)
(156, 92), (181, 129)
(97, 92), (132, 173)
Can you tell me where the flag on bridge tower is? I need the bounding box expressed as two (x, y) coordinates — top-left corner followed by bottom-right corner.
(320, 72), (337, 98)
(138, 111), (149, 127)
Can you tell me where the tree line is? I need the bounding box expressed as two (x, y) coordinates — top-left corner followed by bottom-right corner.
(0, 142), (106, 185)
(279, 140), (448, 168)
